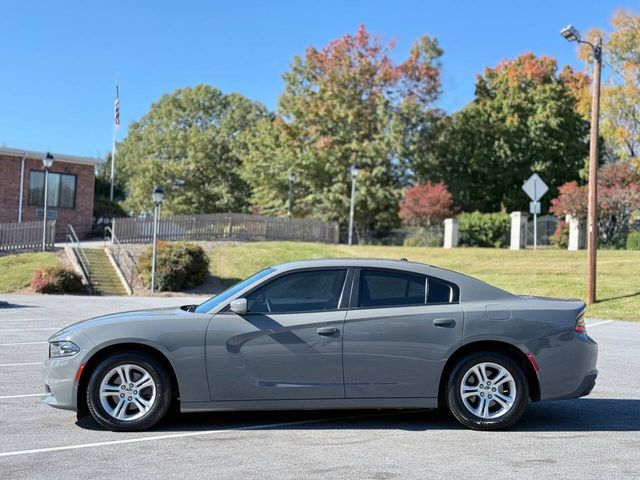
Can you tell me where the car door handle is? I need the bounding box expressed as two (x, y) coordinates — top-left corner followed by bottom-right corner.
(316, 327), (340, 337)
(433, 318), (456, 328)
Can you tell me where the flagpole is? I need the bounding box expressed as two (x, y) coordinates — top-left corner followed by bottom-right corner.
(110, 123), (116, 201)
(110, 83), (119, 202)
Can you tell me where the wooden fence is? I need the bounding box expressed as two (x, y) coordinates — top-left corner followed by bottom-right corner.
(113, 213), (340, 244)
(0, 220), (56, 253)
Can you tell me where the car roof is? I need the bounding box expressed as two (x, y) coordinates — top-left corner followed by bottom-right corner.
(271, 258), (515, 302)
(272, 257), (430, 271)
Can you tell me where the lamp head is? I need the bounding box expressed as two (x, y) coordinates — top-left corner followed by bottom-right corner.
(350, 164), (359, 178)
(42, 152), (54, 169)
(288, 171), (296, 183)
(152, 185), (164, 205)
(560, 25), (581, 42)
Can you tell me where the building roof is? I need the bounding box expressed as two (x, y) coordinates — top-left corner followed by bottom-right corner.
(0, 146), (105, 166)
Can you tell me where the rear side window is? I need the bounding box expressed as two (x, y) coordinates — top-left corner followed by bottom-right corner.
(246, 269), (347, 313)
(357, 269), (426, 308)
(427, 277), (459, 304)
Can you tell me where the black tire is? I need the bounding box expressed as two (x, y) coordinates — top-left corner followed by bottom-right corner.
(86, 351), (172, 432)
(446, 351), (529, 431)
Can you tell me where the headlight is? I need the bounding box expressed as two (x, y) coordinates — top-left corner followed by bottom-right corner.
(49, 341), (80, 358)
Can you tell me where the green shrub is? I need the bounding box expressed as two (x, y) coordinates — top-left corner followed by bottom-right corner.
(627, 231), (640, 250)
(403, 227), (444, 247)
(139, 242), (209, 291)
(551, 221), (569, 249)
(458, 211), (510, 248)
(31, 267), (85, 294)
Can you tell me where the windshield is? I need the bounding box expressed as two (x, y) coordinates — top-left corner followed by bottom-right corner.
(194, 268), (276, 314)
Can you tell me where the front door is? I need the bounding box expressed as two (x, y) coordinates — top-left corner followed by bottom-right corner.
(343, 268), (464, 398)
(206, 268), (350, 401)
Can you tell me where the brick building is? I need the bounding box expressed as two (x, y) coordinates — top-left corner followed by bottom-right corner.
(0, 146), (104, 240)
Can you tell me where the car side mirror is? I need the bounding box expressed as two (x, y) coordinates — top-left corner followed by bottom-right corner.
(230, 298), (247, 315)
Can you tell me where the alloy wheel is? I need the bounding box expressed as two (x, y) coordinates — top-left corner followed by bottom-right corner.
(459, 361), (517, 419)
(99, 364), (157, 421)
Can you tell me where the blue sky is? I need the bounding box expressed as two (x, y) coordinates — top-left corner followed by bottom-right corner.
(0, 0), (632, 158)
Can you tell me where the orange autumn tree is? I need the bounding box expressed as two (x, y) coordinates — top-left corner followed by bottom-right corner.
(243, 25), (445, 230)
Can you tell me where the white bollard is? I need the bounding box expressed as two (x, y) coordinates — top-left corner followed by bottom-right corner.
(566, 214), (586, 251)
(443, 218), (459, 249)
(510, 212), (529, 250)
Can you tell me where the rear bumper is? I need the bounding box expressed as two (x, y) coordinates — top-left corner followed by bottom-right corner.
(530, 332), (598, 401)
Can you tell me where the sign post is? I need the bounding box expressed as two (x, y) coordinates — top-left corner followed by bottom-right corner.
(522, 173), (548, 250)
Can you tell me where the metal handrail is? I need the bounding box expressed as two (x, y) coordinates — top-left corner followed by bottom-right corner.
(66, 224), (92, 288)
(104, 226), (139, 291)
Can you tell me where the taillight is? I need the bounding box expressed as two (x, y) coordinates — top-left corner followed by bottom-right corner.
(575, 311), (586, 333)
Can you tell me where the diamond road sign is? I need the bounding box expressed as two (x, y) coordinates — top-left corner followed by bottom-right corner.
(522, 173), (548, 202)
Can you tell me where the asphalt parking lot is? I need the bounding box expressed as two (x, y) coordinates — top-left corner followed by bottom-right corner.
(0, 294), (638, 479)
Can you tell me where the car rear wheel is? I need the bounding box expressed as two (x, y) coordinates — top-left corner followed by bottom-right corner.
(446, 351), (529, 430)
(86, 352), (172, 431)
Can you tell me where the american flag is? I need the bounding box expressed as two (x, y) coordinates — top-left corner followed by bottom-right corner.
(114, 85), (120, 129)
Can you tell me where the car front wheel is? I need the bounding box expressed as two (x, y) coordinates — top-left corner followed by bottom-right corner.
(86, 351), (172, 431)
(446, 351), (529, 430)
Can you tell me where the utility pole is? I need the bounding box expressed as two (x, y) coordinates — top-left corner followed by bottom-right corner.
(586, 37), (602, 305)
(561, 25), (602, 305)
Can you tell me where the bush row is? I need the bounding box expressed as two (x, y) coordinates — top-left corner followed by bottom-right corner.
(627, 231), (640, 250)
(457, 212), (510, 248)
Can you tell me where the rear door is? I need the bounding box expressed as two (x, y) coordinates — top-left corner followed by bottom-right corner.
(343, 268), (463, 398)
(206, 268), (351, 401)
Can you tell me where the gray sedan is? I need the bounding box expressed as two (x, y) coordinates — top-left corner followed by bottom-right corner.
(43, 259), (598, 431)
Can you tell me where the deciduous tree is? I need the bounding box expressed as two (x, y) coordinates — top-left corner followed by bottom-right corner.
(117, 85), (269, 215)
(580, 10), (640, 168)
(399, 182), (453, 226)
(243, 25), (444, 230)
(415, 53), (591, 213)
(550, 163), (640, 245)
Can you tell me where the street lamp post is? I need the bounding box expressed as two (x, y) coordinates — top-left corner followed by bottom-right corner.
(561, 25), (602, 305)
(41, 153), (54, 251)
(288, 171), (296, 218)
(348, 164), (359, 246)
(150, 186), (164, 293)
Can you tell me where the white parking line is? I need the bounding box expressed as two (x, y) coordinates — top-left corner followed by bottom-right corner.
(588, 320), (614, 328)
(0, 362), (41, 367)
(0, 410), (417, 458)
(0, 341), (48, 346)
(0, 312), (47, 323)
(0, 393), (42, 399)
(0, 327), (59, 332)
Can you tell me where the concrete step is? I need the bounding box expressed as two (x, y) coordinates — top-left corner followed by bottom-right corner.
(82, 249), (128, 296)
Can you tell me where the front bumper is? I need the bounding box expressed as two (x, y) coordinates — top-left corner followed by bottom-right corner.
(42, 354), (84, 411)
(42, 332), (95, 412)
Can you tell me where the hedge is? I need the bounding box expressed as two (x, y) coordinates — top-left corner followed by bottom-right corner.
(458, 212), (510, 248)
(627, 231), (640, 250)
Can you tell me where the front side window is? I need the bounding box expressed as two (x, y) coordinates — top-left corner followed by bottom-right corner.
(246, 269), (347, 313)
(28, 170), (76, 209)
(357, 269), (426, 308)
(194, 268), (275, 313)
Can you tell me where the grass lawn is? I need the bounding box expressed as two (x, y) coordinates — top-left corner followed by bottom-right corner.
(208, 242), (640, 321)
(0, 252), (59, 293)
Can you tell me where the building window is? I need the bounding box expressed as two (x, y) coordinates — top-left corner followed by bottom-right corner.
(28, 170), (76, 209)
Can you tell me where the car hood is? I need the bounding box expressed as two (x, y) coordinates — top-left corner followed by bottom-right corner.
(49, 306), (189, 340)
